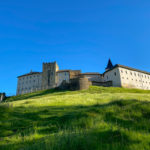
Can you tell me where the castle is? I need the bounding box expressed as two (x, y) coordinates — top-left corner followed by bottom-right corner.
(16, 59), (150, 95)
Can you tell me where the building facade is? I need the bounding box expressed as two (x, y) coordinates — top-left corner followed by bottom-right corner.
(16, 59), (150, 95)
(16, 62), (81, 95)
(17, 71), (42, 95)
(102, 61), (150, 90)
(80, 73), (102, 82)
(56, 70), (81, 87)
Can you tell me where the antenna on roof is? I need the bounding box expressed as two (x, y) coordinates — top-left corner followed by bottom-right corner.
(30, 70), (33, 73)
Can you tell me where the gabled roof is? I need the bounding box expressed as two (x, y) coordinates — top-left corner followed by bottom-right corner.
(104, 64), (150, 75)
(17, 72), (42, 78)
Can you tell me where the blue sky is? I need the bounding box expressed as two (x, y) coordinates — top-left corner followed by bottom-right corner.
(0, 0), (150, 95)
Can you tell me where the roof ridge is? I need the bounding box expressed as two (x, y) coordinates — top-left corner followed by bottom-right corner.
(105, 64), (150, 75)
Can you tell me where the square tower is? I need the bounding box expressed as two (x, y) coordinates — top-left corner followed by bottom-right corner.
(42, 62), (59, 90)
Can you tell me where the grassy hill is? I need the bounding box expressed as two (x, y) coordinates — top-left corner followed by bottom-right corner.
(1, 86), (150, 150)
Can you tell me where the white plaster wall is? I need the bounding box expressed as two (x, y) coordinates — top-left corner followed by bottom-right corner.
(56, 72), (70, 86)
(118, 67), (150, 90)
(103, 68), (121, 87)
(17, 73), (42, 95)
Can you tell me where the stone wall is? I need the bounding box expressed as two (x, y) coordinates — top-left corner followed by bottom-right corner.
(80, 73), (102, 82)
(70, 70), (81, 79)
(92, 81), (112, 87)
(0, 93), (6, 102)
(59, 77), (92, 91)
(42, 62), (59, 90)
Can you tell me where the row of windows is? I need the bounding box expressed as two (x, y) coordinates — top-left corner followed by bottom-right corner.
(58, 73), (68, 76)
(20, 75), (41, 80)
(18, 80), (41, 85)
(122, 77), (150, 84)
(120, 70), (150, 79)
(18, 87), (40, 91)
(134, 85), (149, 89)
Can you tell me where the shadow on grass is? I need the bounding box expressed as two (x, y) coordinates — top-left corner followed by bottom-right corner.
(5, 88), (70, 102)
(0, 99), (150, 149)
(0, 128), (140, 150)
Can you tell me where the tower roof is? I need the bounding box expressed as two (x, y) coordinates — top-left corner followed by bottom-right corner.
(105, 59), (113, 70)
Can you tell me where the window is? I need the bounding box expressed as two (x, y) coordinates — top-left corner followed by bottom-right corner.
(114, 72), (116, 76)
(107, 76), (108, 79)
(126, 71), (128, 74)
(134, 73), (136, 76)
(121, 70), (123, 73)
(130, 72), (132, 75)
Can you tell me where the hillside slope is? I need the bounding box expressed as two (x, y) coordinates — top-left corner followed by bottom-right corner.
(1, 86), (150, 150)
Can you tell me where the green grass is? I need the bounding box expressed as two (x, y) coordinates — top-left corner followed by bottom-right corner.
(1, 86), (150, 150)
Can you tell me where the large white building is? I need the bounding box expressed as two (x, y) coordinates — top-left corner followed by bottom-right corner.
(16, 59), (150, 95)
(17, 71), (42, 95)
(16, 62), (81, 95)
(103, 64), (150, 90)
